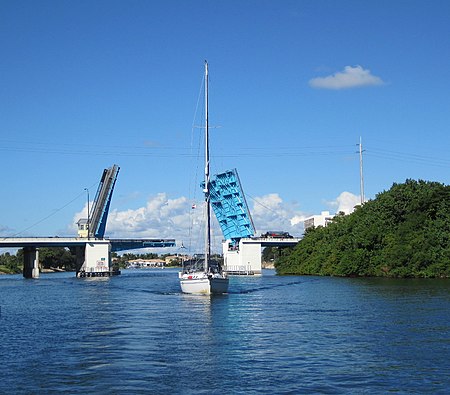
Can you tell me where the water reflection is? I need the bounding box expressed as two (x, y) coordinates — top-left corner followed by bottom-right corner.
(180, 293), (213, 317)
(1, 270), (449, 393)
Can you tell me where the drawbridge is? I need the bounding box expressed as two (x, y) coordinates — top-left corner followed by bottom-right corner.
(75, 164), (175, 277)
(207, 168), (299, 275)
(1, 164), (175, 278)
(77, 164), (120, 239)
(208, 168), (256, 245)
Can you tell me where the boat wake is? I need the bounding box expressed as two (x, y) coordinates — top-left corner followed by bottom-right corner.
(230, 279), (310, 294)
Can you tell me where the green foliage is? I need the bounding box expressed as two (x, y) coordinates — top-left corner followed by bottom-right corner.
(0, 247), (78, 273)
(276, 179), (450, 278)
(39, 247), (77, 270)
(0, 251), (22, 274)
(262, 246), (294, 266)
(0, 249), (181, 274)
(262, 247), (279, 263)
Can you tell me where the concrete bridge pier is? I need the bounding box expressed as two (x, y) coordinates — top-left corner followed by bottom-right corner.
(23, 247), (40, 279)
(223, 239), (262, 275)
(77, 240), (117, 277)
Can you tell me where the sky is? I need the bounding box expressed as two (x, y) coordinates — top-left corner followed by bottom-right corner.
(1, 0), (450, 254)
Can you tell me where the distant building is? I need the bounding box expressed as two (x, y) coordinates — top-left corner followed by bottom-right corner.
(304, 211), (334, 230)
(126, 259), (166, 268)
(164, 255), (186, 265)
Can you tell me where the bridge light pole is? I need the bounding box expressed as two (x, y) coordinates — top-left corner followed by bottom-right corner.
(84, 188), (90, 240)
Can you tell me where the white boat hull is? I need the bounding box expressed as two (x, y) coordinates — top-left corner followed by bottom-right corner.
(179, 272), (229, 294)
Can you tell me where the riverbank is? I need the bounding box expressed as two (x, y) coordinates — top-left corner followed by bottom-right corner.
(262, 261), (275, 270)
(0, 266), (19, 275)
(0, 267), (70, 275)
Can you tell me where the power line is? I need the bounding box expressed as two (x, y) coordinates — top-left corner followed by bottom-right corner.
(6, 183), (97, 238)
(2, 137), (450, 167)
(0, 143), (357, 158)
(367, 147), (450, 168)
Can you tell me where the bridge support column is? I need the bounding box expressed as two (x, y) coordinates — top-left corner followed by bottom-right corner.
(77, 240), (118, 277)
(223, 239), (262, 275)
(23, 247), (40, 279)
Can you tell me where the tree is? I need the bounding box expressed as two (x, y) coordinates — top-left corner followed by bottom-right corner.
(38, 247), (77, 270)
(276, 180), (450, 278)
(0, 252), (21, 274)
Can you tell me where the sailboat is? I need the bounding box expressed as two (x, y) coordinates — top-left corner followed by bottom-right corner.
(178, 61), (229, 294)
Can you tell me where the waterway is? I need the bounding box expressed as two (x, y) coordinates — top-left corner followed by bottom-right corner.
(1, 269), (449, 394)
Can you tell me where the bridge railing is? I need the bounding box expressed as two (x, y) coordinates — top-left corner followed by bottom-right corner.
(225, 265), (254, 276)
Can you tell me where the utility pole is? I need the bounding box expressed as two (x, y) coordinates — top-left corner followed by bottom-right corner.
(358, 136), (365, 205)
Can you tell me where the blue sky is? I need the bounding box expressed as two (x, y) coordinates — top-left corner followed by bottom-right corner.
(1, 0), (450, 252)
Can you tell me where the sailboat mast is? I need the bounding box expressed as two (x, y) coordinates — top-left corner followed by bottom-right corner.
(204, 61), (211, 272)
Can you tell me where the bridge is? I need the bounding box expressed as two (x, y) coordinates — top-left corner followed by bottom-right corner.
(2, 165), (175, 278)
(207, 168), (300, 275)
(4, 165), (298, 279)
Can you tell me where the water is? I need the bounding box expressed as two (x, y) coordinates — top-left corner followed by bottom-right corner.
(1, 270), (449, 394)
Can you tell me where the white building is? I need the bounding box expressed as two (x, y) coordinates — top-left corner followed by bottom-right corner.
(304, 211), (334, 230)
(126, 259), (166, 268)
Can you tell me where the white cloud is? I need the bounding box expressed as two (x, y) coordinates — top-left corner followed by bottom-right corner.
(66, 190), (370, 255)
(250, 193), (306, 237)
(106, 193), (194, 239)
(326, 191), (361, 215)
(290, 215), (307, 226)
(71, 193), (192, 237)
(309, 65), (385, 90)
(70, 193), (205, 254)
(68, 192), (308, 254)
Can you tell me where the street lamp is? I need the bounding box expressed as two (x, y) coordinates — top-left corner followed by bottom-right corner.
(84, 188), (90, 240)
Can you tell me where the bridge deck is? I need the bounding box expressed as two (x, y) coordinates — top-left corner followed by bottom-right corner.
(243, 237), (301, 247)
(110, 239), (176, 252)
(0, 237), (176, 251)
(0, 237), (95, 248)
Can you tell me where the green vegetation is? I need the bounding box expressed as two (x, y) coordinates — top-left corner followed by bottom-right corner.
(0, 251), (22, 274)
(276, 180), (450, 278)
(40, 247), (77, 271)
(0, 247), (78, 274)
(262, 246), (293, 267)
(0, 250), (183, 274)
